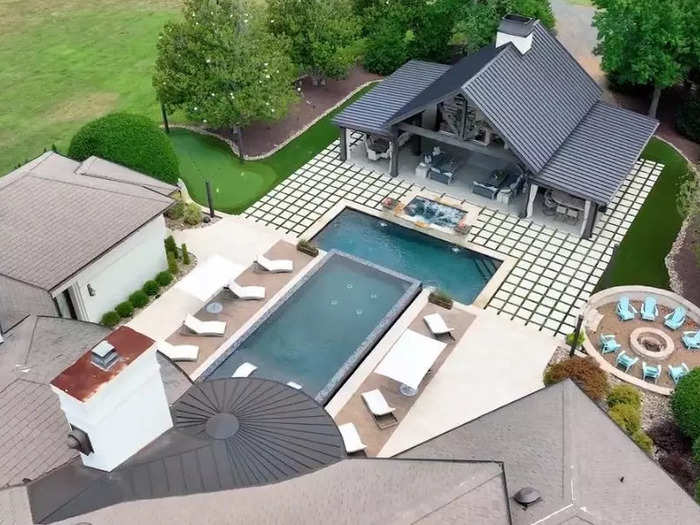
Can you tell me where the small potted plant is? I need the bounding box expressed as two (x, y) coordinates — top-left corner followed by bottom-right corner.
(428, 289), (453, 310)
(297, 239), (319, 257)
(565, 331), (586, 351)
(455, 216), (471, 234)
(382, 196), (398, 210)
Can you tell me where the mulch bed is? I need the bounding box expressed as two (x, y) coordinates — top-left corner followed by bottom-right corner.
(212, 66), (381, 158)
(669, 213), (700, 306)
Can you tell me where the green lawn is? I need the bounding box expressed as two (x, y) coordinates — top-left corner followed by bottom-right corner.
(171, 85), (375, 214)
(597, 138), (692, 290)
(0, 1), (180, 173)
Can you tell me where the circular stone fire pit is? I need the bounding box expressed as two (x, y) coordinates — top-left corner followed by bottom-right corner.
(630, 327), (675, 360)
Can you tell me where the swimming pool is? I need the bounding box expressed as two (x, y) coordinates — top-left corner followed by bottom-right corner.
(313, 208), (501, 304)
(201, 251), (420, 403)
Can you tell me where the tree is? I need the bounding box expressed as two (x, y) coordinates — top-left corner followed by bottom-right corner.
(454, 0), (555, 54)
(153, 0), (298, 159)
(593, 0), (699, 118)
(268, 0), (362, 85)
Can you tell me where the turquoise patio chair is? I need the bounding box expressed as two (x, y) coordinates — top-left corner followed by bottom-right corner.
(642, 362), (661, 383)
(616, 351), (638, 372)
(640, 296), (658, 321)
(600, 334), (621, 354)
(664, 306), (686, 330)
(616, 297), (637, 321)
(668, 363), (690, 385)
(682, 331), (700, 350)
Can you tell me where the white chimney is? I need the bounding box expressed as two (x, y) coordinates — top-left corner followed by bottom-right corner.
(496, 14), (536, 55)
(50, 326), (173, 472)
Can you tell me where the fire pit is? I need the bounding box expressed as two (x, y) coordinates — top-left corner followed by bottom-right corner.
(630, 327), (674, 360)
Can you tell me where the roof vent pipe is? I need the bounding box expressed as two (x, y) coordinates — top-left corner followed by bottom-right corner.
(90, 341), (119, 370)
(513, 486), (541, 508)
(496, 14), (536, 54)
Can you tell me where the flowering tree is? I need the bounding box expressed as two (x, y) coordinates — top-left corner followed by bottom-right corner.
(153, 0), (297, 158)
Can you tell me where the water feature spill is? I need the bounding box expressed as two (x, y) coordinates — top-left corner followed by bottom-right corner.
(404, 197), (465, 228)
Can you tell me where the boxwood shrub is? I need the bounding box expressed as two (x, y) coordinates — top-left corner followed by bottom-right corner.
(671, 368), (700, 439)
(607, 384), (641, 410)
(608, 403), (641, 435)
(129, 290), (149, 309)
(67, 112), (179, 184)
(156, 271), (173, 287)
(543, 357), (608, 401)
(115, 301), (134, 318)
(101, 310), (120, 328)
(143, 280), (160, 296)
(183, 202), (202, 226)
(631, 430), (654, 455)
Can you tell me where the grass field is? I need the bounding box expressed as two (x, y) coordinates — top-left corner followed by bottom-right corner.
(171, 85), (375, 214)
(0, 0), (180, 173)
(597, 138), (692, 290)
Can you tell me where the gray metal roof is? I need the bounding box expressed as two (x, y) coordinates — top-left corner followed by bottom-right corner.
(0, 152), (173, 291)
(463, 23), (601, 173)
(401, 379), (700, 524)
(332, 60), (450, 135)
(0, 316), (189, 490)
(535, 101), (659, 204)
(28, 378), (345, 523)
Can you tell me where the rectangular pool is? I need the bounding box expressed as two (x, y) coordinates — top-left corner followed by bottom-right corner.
(313, 208), (501, 304)
(201, 251), (420, 403)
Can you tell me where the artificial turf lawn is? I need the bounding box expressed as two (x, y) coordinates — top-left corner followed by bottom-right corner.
(0, 1), (180, 174)
(597, 137), (692, 290)
(170, 85), (375, 214)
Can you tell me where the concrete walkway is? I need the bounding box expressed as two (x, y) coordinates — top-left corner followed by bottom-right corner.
(378, 305), (559, 457)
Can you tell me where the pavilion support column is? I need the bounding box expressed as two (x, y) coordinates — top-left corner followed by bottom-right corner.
(389, 135), (399, 177)
(521, 182), (538, 218)
(581, 201), (598, 239)
(338, 127), (348, 162)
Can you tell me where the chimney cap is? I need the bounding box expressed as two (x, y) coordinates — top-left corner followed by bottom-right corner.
(498, 14), (536, 37)
(514, 486), (541, 506)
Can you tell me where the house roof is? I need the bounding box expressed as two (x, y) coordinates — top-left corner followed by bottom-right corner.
(0, 316), (190, 489)
(76, 156), (177, 196)
(400, 379), (700, 524)
(0, 152), (173, 291)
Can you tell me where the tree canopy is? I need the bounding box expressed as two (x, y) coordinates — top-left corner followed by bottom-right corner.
(268, 0), (363, 83)
(153, 0), (298, 133)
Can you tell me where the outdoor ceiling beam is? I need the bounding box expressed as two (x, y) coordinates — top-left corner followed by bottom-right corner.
(396, 123), (517, 162)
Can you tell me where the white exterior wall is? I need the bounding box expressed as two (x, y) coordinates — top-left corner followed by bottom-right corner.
(57, 216), (168, 323)
(51, 346), (173, 472)
(496, 31), (533, 54)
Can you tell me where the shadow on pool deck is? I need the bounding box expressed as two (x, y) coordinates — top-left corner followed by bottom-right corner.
(165, 240), (315, 378)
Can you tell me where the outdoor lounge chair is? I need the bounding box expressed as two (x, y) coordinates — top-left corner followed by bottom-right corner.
(423, 313), (453, 338)
(664, 306), (687, 330)
(184, 314), (226, 336)
(642, 362), (661, 383)
(682, 331), (700, 350)
(157, 340), (199, 362)
(286, 381), (303, 389)
(361, 389), (398, 429)
(226, 280), (265, 300)
(616, 351), (639, 372)
(257, 254), (293, 273)
(616, 297), (637, 321)
(640, 296), (658, 321)
(232, 362), (258, 378)
(600, 334), (621, 354)
(338, 423), (367, 454)
(668, 363), (690, 384)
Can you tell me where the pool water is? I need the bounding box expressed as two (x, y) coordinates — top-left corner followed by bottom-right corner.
(404, 196), (465, 228)
(203, 252), (419, 403)
(313, 209), (501, 304)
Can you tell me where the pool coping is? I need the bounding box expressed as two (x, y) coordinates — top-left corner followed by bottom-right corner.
(302, 199), (516, 309)
(196, 250), (421, 405)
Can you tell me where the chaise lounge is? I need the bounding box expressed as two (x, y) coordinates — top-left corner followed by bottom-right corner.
(232, 362), (258, 378)
(226, 280), (265, 300)
(423, 313), (453, 338)
(361, 389), (398, 429)
(184, 314), (227, 336)
(257, 254), (294, 273)
(157, 340), (200, 362)
(338, 423), (367, 454)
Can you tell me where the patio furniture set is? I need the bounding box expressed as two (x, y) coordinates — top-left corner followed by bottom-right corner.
(543, 189), (585, 224)
(471, 163), (526, 204)
(605, 296), (696, 385)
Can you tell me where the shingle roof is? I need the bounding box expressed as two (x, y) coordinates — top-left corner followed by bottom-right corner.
(535, 101), (659, 204)
(76, 156), (177, 196)
(0, 152), (173, 291)
(401, 379), (700, 524)
(332, 60), (450, 135)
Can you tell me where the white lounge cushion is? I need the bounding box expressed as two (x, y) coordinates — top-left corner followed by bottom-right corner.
(338, 423), (367, 454)
(361, 389), (395, 417)
(158, 340), (199, 362)
(257, 254), (293, 273)
(226, 280), (265, 300)
(423, 313), (453, 336)
(232, 362), (258, 378)
(286, 381), (303, 390)
(184, 314), (226, 336)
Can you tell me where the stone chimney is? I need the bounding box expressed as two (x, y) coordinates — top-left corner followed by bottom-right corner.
(496, 14), (536, 54)
(50, 326), (173, 472)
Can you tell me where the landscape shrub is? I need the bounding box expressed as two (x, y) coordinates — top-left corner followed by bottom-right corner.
(100, 310), (120, 328)
(607, 384), (642, 410)
(676, 95), (700, 143)
(167, 251), (179, 274)
(631, 430), (654, 455)
(297, 239), (319, 257)
(67, 113), (179, 184)
(647, 419), (693, 455)
(164, 235), (178, 258)
(543, 357), (608, 401)
(696, 479), (700, 503)
(659, 452), (697, 493)
(129, 290), (149, 309)
(693, 436), (700, 464)
(181, 243), (191, 265)
(143, 280), (160, 296)
(183, 203), (202, 226)
(156, 270), (174, 287)
(428, 289), (453, 309)
(166, 196), (185, 220)
(115, 301), (134, 318)
(671, 368), (700, 439)
(608, 403), (641, 435)
(565, 330), (585, 348)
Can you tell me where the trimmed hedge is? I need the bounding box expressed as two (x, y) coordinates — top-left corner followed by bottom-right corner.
(167, 251), (179, 274)
(143, 280), (160, 296)
(115, 301), (134, 318)
(671, 368), (700, 439)
(607, 384), (641, 411)
(164, 235), (178, 257)
(543, 357), (609, 401)
(631, 430), (654, 455)
(101, 310), (120, 328)
(609, 403), (641, 435)
(156, 271), (173, 287)
(182, 243), (191, 265)
(68, 112), (178, 184)
(129, 290), (149, 309)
